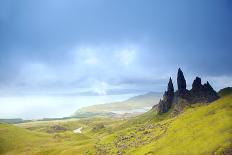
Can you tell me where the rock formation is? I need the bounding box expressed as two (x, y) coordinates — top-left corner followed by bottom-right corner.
(192, 77), (203, 91)
(158, 78), (174, 114)
(176, 68), (190, 99)
(177, 68), (186, 91)
(156, 69), (219, 114)
(190, 78), (219, 103)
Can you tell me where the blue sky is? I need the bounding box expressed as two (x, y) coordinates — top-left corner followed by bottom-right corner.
(0, 0), (231, 119)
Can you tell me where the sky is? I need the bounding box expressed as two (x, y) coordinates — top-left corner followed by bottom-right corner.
(0, 0), (232, 119)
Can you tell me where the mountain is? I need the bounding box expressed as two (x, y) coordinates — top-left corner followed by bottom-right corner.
(73, 92), (162, 118)
(112, 92), (232, 154)
(0, 118), (25, 124)
(1, 70), (231, 154)
(156, 68), (219, 114)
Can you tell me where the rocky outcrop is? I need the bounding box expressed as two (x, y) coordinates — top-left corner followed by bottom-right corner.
(156, 69), (219, 114)
(192, 77), (202, 91)
(190, 77), (219, 103)
(158, 78), (174, 114)
(177, 68), (186, 91)
(176, 68), (190, 100)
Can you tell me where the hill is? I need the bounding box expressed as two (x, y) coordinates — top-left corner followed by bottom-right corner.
(97, 94), (232, 154)
(0, 120), (96, 154)
(219, 87), (232, 97)
(0, 118), (25, 124)
(0, 93), (231, 154)
(157, 68), (219, 114)
(73, 92), (161, 118)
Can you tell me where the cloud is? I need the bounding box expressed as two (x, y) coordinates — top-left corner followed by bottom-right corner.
(0, 43), (150, 95)
(74, 46), (99, 65)
(68, 44), (142, 94)
(17, 62), (57, 85)
(92, 80), (108, 95)
(0, 0), (231, 119)
(115, 47), (137, 67)
(1, 42), (231, 98)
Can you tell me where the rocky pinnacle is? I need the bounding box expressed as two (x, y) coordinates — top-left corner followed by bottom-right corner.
(177, 68), (186, 91)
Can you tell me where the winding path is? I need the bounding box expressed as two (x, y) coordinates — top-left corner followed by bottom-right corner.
(73, 127), (83, 133)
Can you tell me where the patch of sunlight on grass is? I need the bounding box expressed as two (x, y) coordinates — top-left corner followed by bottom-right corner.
(131, 95), (232, 155)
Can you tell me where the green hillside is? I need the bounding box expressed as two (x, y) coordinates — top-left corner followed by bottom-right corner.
(219, 87), (232, 97)
(74, 92), (161, 117)
(0, 122), (95, 155)
(95, 94), (232, 154)
(0, 94), (231, 155)
(131, 94), (232, 154)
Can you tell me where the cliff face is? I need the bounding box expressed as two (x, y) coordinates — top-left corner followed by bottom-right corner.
(190, 77), (219, 103)
(157, 68), (219, 114)
(158, 78), (174, 114)
(176, 68), (191, 100)
(177, 68), (187, 92)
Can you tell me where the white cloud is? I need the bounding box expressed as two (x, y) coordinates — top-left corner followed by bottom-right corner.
(84, 56), (98, 65)
(115, 48), (137, 66)
(72, 46), (99, 66)
(17, 62), (57, 85)
(80, 47), (99, 65)
(92, 80), (108, 95)
(2, 43), (144, 95)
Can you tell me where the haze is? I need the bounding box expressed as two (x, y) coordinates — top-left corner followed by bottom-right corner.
(0, 0), (231, 119)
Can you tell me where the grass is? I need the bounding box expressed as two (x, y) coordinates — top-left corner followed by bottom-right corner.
(219, 87), (232, 97)
(0, 95), (231, 155)
(96, 95), (232, 154)
(126, 94), (232, 155)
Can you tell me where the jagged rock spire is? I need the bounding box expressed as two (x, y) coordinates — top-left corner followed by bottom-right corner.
(157, 77), (174, 114)
(192, 77), (202, 91)
(177, 68), (186, 91)
(155, 68), (220, 115)
(204, 81), (213, 90)
(191, 80), (219, 103)
(168, 77), (174, 92)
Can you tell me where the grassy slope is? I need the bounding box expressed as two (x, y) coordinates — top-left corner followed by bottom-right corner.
(0, 123), (53, 155)
(100, 95), (232, 155)
(0, 95), (231, 155)
(219, 87), (232, 97)
(0, 121), (96, 155)
(0, 117), (128, 155)
(75, 92), (161, 113)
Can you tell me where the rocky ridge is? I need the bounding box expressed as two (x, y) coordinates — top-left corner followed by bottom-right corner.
(156, 68), (219, 114)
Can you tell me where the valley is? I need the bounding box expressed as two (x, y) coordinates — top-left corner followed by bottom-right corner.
(1, 1), (231, 154)
(0, 93), (231, 155)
